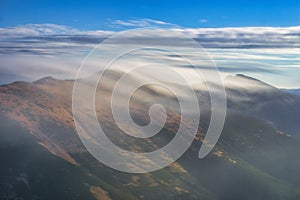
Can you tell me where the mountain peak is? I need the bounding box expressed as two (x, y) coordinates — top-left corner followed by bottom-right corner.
(225, 74), (275, 90)
(34, 76), (61, 84)
(235, 73), (259, 80)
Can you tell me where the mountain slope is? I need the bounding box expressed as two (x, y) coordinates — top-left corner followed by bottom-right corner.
(1, 73), (300, 199)
(0, 115), (110, 200)
(225, 74), (300, 136)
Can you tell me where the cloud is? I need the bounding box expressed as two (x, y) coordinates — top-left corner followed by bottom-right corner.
(0, 23), (300, 87)
(200, 19), (208, 23)
(0, 24), (115, 55)
(1, 23), (300, 56)
(108, 18), (179, 28)
(0, 24), (82, 39)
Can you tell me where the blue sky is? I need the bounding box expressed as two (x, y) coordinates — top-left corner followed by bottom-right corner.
(1, 0), (299, 29)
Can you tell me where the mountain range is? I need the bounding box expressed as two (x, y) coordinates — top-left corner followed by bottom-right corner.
(0, 72), (300, 200)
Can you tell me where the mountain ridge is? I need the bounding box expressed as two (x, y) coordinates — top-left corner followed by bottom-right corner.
(1, 72), (300, 199)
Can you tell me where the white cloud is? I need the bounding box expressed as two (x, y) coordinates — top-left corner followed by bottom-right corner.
(108, 18), (179, 28)
(0, 23), (300, 87)
(1, 23), (300, 52)
(200, 19), (208, 23)
(0, 24), (78, 38)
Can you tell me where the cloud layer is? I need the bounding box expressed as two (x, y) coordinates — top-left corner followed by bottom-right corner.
(1, 23), (300, 55)
(0, 22), (300, 87)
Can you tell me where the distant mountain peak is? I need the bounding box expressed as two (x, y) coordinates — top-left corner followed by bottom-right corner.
(235, 73), (259, 80)
(33, 76), (63, 85)
(34, 76), (57, 82)
(225, 74), (275, 90)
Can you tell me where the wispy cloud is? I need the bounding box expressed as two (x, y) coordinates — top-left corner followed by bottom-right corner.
(108, 18), (179, 28)
(0, 24), (115, 55)
(0, 24), (82, 38)
(180, 26), (300, 48)
(200, 19), (208, 23)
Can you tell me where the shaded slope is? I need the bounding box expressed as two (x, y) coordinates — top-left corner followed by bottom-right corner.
(225, 74), (300, 136)
(0, 115), (111, 200)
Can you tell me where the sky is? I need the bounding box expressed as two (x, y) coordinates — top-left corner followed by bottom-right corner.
(0, 0), (299, 88)
(1, 0), (300, 29)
